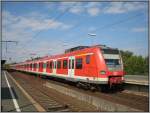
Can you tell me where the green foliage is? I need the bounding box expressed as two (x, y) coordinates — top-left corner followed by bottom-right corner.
(120, 50), (149, 75)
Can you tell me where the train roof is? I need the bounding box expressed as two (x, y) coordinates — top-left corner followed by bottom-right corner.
(14, 44), (118, 65)
(65, 46), (90, 53)
(64, 44), (115, 53)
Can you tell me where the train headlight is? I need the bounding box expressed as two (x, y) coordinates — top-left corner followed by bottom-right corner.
(100, 70), (106, 75)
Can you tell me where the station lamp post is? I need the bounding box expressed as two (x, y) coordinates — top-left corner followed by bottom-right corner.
(88, 33), (96, 46)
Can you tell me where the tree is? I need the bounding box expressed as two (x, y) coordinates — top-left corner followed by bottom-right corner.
(120, 50), (148, 75)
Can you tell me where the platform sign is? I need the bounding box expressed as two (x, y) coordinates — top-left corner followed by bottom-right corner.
(68, 56), (75, 78)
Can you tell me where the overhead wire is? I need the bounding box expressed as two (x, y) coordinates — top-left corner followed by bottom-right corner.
(90, 12), (145, 45)
(22, 7), (145, 59)
(23, 2), (77, 45)
(16, 2), (77, 57)
(6, 2), (146, 62)
(65, 12), (145, 47)
(4, 2), (77, 62)
(94, 12), (144, 32)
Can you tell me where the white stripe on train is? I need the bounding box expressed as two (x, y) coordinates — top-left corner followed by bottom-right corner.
(16, 69), (108, 83)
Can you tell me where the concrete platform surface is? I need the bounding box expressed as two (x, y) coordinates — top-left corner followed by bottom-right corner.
(125, 75), (148, 85)
(1, 70), (37, 112)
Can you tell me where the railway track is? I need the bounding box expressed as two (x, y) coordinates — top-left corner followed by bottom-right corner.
(6, 71), (70, 112)
(7, 71), (99, 112)
(39, 73), (148, 111)
(44, 80), (148, 111)
(8, 71), (149, 111)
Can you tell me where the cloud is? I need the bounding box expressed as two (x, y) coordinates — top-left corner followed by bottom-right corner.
(59, 2), (101, 16)
(59, 2), (84, 15)
(88, 26), (97, 32)
(69, 6), (83, 14)
(104, 2), (125, 14)
(132, 27), (147, 32)
(2, 11), (72, 41)
(3, 11), (72, 31)
(104, 2), (146, 14)
(2, 10), (73, 62)
(85, 2), (99, 8)
(58, 2), (146, 16)
(14, 18), (72, 31)
(87, 7), (100, 16)
(86, 2), (101, 16)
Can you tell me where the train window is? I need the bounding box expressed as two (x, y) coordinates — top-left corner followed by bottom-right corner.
(102, 49), (119, 54)
(43, 63), (46, 68)
(76, 58), (82, 69)
(69, 59), (71, 69)
(37, 63), (39, 68)
(54, 61), (56, 69)
(30, 64), (32, 68)
(57, 61), (61, 69)
(63, 60), (67, 69)
(35, 63), (37, 68)
(46, 62), (49, 68)
(39, 63), (43, 68)
(38, 63), (40, 68)
(86, 55), (90, 64)
(105, 59), (120, 65)
(50, 61), (53, 69)
(72, 59), (74, 69)
(39, 63), (41, 68)
(41, 63), (43, 68)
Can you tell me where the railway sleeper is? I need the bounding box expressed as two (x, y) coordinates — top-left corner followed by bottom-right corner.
(47, 104), (69, 112)
(96, 84), (124, 93)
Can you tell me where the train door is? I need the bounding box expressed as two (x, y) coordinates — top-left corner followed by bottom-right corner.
(68, 56), (75, 78)
(53, 60), (57, 75)
(43, 62), (46, 73)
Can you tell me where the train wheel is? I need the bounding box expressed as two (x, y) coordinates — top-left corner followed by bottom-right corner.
(90, 85), (96, 92)
(97, 85), (107, 92)
(76, 82), (81, 88)
(76, 82), (90, 90)
(117, 84), (124, 92)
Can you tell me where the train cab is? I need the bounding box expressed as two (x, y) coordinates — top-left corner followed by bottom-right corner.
(98, 45), (125, 86)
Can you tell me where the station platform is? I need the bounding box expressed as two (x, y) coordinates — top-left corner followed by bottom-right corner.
(125, 75), (149, 86)
(1, 70), (37, 112)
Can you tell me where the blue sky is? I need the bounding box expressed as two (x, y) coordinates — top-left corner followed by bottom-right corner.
(2, 1), (148, 63)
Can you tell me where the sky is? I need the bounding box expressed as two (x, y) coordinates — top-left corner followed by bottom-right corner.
(2, 1), (148, 63)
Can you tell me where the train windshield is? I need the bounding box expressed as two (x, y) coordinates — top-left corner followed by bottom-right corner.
(101, 48), (122, 71)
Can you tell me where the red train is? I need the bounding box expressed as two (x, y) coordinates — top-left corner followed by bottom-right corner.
(11, 45), (125, 90)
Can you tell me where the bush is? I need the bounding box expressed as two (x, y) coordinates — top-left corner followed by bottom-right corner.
(120, 50), (148, 75)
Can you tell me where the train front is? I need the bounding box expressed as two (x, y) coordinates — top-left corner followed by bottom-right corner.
(99, 46), (125, 87)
